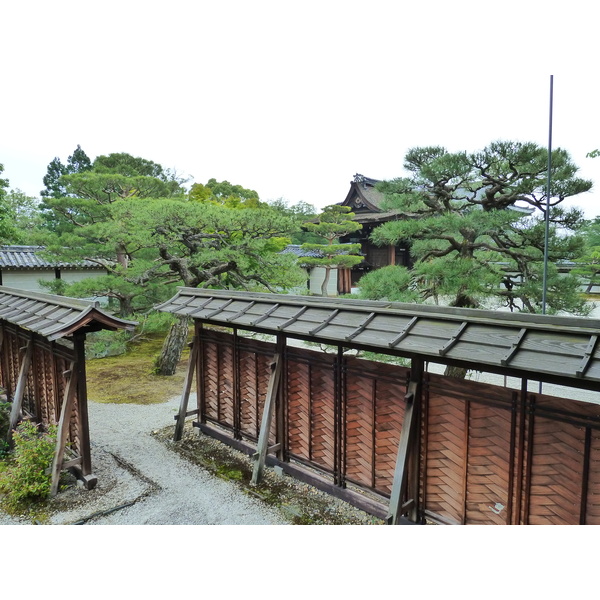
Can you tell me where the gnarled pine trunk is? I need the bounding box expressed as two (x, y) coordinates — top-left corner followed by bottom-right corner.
(154, 316), (190, 376)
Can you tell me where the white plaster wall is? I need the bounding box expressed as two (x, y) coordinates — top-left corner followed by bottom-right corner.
(61, 269), (105, 284)
(308, 267), (338, 296)
(1, 270), (55, 292)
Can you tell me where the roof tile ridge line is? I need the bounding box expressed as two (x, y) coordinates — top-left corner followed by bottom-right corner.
(0, 285), (98, 310)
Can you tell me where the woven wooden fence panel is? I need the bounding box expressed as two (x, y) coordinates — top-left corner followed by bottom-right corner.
(586, 430), (600, 524)
(0, 326), (80, 454)
(201, 335), (232, 429)
(423, 374), (515, 525)
(201, 330), (276, 443)
(239, 346), (272, 442)
(344, 356), (408, 496)
(526, 414), (584, 524)
(465, 401), (514, 525)
(195, 328), (600, 523)
(522, 393), (600, 525)
(286, 347), (336, 473)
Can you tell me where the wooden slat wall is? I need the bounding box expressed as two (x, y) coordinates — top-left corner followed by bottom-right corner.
(200, 331), (409, 498)
(197, 329), (600, 524)
(0, 324), (80, 456)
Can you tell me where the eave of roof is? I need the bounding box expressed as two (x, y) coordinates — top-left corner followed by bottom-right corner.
(157, 288), (600, 392)
(0, 286), (137, 340)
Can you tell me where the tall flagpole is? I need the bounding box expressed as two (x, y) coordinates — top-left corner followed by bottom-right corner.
(541, 75), (554, 315)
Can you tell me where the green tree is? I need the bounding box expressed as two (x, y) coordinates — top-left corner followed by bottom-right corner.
(40, 144), (92, 199)
(189, 178), (263, 209)
(357, 265), (421, 303)
(39, 164), (305, 373)
(268, 198), (321, 244)
(2, 189), (42, 241)
(300, 205), (363, 296)
(371, 142), (592, 315)
(125, 198), (305, 374)
(0, 163), (16, 243)
(572, 217), (600, 294)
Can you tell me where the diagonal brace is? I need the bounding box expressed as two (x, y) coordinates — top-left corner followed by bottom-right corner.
(173, 341), (199, 441)
(251, 353), (282, 485)
(386, 379), (420, 525)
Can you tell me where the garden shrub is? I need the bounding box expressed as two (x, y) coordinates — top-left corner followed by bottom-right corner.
(0, 421), (57, 508)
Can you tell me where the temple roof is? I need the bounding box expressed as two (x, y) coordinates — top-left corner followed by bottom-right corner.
(339, 174), (409, 225)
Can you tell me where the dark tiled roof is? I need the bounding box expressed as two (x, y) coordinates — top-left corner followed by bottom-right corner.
(282, 245), (323, 258)
(0, 286), (136, 340)
(0, 246), (105, 270)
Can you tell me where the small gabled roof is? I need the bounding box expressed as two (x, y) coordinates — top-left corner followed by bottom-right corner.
(0, 246), (105, 270)
(157, 288), (600, 392)
(0, 286), (137, 340)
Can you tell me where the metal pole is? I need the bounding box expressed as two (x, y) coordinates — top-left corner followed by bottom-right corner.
(539, 75), (553, 395)
(542, 75), (554, 314)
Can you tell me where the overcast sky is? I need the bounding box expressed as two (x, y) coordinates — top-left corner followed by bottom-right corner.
(2, 1), (599, 218)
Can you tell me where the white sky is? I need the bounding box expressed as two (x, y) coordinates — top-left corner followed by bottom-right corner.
(2, 0), (599, 218)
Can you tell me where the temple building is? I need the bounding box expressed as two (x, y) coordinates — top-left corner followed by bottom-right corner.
(336, 174), (412, 293)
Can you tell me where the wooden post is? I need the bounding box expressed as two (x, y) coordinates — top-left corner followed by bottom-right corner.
(73, 333), (93, 482)
(50, 362), (77, 497)
(174, 340), (198, 441)
(251, 353), (282, 485)
(386, 378), (420, 525)
(6, 339), (33, 443)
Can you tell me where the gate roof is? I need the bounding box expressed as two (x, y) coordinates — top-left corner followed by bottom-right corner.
(0, 286), (136, 340)
(158, 288), (600, 389)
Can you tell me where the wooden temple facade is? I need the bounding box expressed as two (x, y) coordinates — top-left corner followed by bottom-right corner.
(159, 288), (600, 525)
(336, 174), (411, 293)
(0, 286), (135, 494)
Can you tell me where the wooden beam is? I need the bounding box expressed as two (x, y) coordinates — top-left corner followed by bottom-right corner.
(251, 353), (282, 485)
(6, 338), (33, 443)
(50, 361), (77, 497)
(386, 379), (419, 525)
(174, 340), (198, 442)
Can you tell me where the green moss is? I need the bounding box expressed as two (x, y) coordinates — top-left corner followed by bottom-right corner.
(86, 335), (190, 405)
(157, 425), (383, 525)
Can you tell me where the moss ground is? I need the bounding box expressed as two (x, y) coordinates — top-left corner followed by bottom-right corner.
(85, 335), (190, 404)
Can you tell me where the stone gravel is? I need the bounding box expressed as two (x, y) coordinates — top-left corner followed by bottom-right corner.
(1, 395), (290, 525)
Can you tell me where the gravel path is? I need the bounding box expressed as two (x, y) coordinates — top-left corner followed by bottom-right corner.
(1, 395), (289, 525)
